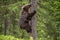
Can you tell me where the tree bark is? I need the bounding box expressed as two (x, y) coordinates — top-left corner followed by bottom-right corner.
(30, 0), (37, 40)
(7, 16), (11, 35)
(4, 9), (10, 35)
(4, 18), (7, 35)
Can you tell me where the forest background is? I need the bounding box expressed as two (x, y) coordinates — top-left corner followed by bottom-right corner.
(0, 0), (60, 40)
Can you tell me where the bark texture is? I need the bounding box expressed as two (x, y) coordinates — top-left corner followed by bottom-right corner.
(30, 0), (37, 40)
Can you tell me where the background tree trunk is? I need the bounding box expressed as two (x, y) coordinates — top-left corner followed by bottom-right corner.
(7, 15), (11, 35)
(4, 18), (7, 35)
(4, 8), (7, 35)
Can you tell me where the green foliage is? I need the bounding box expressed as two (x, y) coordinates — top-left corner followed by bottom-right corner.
(0, 35), (34, 40)
(0, 35), (21, 40)
(0, 0), (60, 40)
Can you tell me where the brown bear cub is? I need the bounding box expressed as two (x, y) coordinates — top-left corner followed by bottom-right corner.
(19, 4), (36, 33)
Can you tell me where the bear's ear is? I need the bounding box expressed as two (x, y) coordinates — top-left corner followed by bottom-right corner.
(28, 4), (31, 7)
(23, 7), (26, 10)
(22, 4), (31, 9)
(21, 4), (31, 12)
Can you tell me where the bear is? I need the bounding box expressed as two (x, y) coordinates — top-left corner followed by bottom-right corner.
(19, 4), (36, 33)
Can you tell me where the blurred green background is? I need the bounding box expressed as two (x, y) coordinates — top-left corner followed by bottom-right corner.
(0, 0), (60, 40)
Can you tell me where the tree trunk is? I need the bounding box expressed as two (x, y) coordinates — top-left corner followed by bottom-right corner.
(4, 17), (7, 35)
(30, 0), (37, 40)
(4, 9), (10, 35)
(7, 16), (10, 35)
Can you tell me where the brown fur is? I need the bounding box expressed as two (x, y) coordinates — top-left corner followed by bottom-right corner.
(19, 4), (36, 33)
